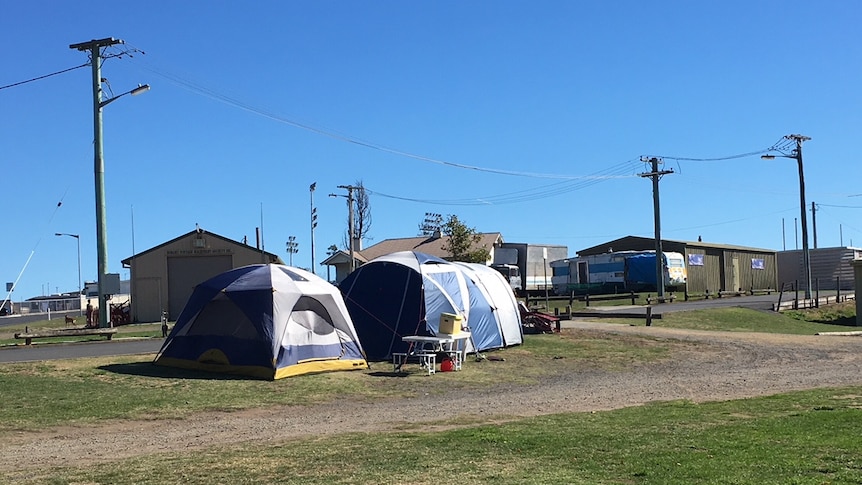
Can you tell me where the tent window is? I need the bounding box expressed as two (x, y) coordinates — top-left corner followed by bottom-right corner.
(187, 294), (258, 338)
(277, 266), (308, 282)
(292, 296), (333, 327)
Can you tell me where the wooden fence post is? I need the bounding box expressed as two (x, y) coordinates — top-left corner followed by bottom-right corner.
(794, 280), (799, 310)
(815, 278), (820, 308)
(645, 306), (652, 326)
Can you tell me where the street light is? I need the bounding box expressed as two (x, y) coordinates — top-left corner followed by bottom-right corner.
(70, 37), (149, 328)
(762, 134), (812, 299)
(55, 233), (82, 315)
(100, 84), (150, 108)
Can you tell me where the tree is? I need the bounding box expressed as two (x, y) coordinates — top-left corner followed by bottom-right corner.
(354, 180), (372, 244)
(342, 180), (372, 250)
(441, 214), (490, 263)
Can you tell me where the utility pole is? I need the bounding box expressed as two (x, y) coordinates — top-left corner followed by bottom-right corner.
(310, 182), (317, 275)
(811, 201), (818, 249)
(795, 218), (798, 250)
(782, 218), (786, 251)
(792, 135), (813, 299)
(639, 157), (674, 301)
(330, 185), (359, 272)
(70, 37), (122, 329)
(762, 134), (811, 298)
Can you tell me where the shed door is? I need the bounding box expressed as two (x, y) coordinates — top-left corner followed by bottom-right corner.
(167, 255), (233, 319)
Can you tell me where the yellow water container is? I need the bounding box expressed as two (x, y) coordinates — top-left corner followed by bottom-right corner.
(439, 313), (463, 334)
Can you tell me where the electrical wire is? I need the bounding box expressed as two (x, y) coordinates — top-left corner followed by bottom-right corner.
(125, 56), (589, 181)
(367, 158), (642, 206)
(121, 50), (792, 204)
(646, 137), (789, 162)
(3, 189), (70, 305)
(664, 207), (797, 233)
(816, 203), (862, 209)
(0, 63), (88, 91)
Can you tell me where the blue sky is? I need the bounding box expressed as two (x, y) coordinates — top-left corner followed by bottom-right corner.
(2, 1), (861, 300)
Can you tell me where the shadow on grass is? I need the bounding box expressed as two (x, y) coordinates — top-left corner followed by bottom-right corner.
(811, 316), (859, 327)
(98, 362), (266, 380)
(367, 370), (410, 378)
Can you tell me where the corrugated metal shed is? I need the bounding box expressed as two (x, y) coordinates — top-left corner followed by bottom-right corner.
(777, 247), (862, 291)
(576, 235), (778, 293)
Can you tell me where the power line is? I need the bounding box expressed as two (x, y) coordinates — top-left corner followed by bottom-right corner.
(125, 56), (608, 181)
(817, 203), (862, 209)
(0, 63), (88, 91)
(646, 137), (789, 162)
(123, 54), (799, 205)
(367, 159), (642, 206)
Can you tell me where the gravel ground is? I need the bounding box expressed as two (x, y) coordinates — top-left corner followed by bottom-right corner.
(2, 321), (862, 473)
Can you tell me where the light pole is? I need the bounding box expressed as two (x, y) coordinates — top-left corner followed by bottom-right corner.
(70, 37), (149, 328)
(286, 236), (298, 266)
(310, 182), (317, 275)
(762, 134), (812, 299)
(55, 233), (82, 315)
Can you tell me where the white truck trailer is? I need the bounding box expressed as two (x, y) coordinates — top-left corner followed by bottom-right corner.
(491, 243), (568, 296)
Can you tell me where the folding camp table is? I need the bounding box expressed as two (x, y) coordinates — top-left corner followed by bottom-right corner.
(393, 332), (471, 375)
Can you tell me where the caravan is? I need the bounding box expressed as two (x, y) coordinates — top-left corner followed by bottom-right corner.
(552, 251), (687, 295)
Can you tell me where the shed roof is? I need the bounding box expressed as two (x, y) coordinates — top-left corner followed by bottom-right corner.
(577, 235), (776, 257)
(321, 233), (503, 265)
(121, 227), (283, 266)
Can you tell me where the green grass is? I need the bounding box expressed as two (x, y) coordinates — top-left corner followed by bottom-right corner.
(7, 387), (862, 484)
(0, 319), (165, 346)
(784, 301), (857, 326)
(0, 331), (674, 431)
(597, 305), (858, 335)
(2, 306), (860, 483)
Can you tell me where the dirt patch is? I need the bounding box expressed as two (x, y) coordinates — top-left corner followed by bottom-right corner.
(1, 322), (861, 473)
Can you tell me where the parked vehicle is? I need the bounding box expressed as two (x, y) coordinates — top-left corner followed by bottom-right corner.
(491, 243), (568, 296)
(551, 250), (687, 295)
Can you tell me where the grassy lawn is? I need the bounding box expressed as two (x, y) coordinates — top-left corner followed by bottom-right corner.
(6, 387), (862, 484)
(0, 317), (165, 346)
(1, 304), (861, 483)
(0, 331), (674, 431)
(593, 301), (859, 335)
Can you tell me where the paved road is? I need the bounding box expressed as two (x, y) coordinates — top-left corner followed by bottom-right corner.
(0, 310), (81, 329)
(0, 339), (163, 363)
(647, 293), (781, 313)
